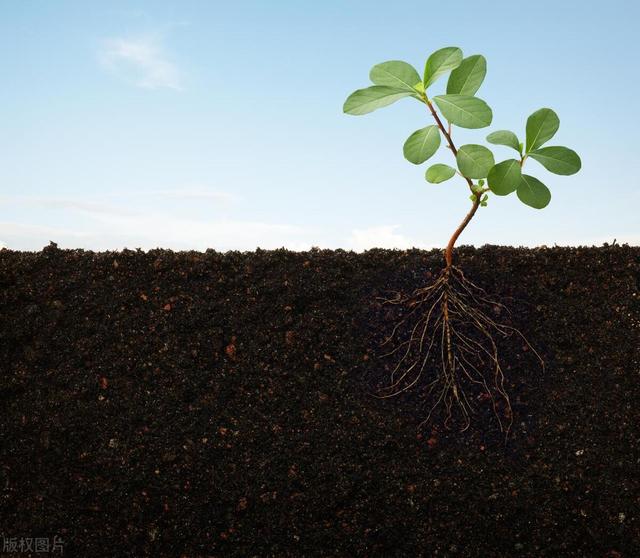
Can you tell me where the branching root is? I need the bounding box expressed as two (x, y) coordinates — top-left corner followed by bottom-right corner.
(374, 266), (542, 434)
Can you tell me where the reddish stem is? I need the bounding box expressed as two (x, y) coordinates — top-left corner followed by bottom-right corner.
(424, 97), (479, 269)
(445, 198), (481, 268)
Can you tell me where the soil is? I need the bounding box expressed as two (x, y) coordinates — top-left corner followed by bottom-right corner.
(0, 243), (638, 557)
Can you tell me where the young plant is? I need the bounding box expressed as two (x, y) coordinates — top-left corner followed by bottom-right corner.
(344, 47), (580, 433)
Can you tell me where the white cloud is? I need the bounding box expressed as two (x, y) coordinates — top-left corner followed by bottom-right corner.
(140, 188), (238, 203)
(0, 222), (94, 243)
(547, 234), (640, 247)
(348, 225), (432, 252)
(99, 35), (181, 90)
(0, 191), (314, 251)
(0, 196), (140, 217)
(90, 213), (312, 251)
(0, 189), (236, 218)
(0, 216), (313, 252)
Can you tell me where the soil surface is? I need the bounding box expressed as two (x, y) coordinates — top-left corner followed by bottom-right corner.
(1, 244), (638, 557)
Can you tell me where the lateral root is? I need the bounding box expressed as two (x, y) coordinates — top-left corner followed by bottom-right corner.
(374, 266), (542, 434)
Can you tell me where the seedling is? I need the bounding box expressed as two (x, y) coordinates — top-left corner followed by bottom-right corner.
(344, 47), (580, 433)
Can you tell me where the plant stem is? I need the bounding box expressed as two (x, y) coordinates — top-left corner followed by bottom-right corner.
(445, 198), (481, 268)
(423, 96), (480, 269)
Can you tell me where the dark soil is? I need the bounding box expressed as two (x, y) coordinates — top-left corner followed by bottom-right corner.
(1, 244), (638, 557)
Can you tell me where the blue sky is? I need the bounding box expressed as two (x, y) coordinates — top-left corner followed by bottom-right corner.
(1, 0), (638, 251)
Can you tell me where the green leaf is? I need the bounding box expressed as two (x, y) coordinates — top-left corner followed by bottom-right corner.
(456, 144), (495, 179)
(526, 108), (559, 152)
(487, 159), (522, 196)
(424, 47), (463, 88)
(529, 146), (581, 175)
(433, 95), (492, 129)
(446, 55), (487, 96)
(343, 86), (414, 115)
(425, 163), (456, 184)
(486, 130), (521, 153)
(517, 174), (551, 209)
(370, 61), (422, 92)
(403, 126), (441, 164)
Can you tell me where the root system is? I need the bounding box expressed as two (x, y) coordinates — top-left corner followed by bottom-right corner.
(375, 266), (543, 434)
